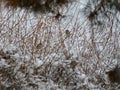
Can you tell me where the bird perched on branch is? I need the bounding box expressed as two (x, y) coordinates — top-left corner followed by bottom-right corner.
(106, 65), (120, 83)
(55, 12), (66, 19)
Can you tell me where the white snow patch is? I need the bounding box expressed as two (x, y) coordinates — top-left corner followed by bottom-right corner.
(35, 58), (43, 67)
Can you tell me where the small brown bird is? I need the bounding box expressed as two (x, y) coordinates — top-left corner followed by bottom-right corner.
(70, 60), (77, 70)
(55, 12), (66, 19)
(115, 0), (120, 11)
(36, 43), (43, 49)
(88, 11), (97, 21)
(106, 65), (120, 83)
(65, 30), (71, 37)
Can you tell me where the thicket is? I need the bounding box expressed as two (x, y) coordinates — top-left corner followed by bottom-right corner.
(0, 0), (120, 90)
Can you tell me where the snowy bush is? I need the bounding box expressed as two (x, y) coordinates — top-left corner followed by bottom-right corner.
(0, 0), (120, 90)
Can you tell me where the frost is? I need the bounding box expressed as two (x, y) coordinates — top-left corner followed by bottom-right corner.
(0, 0), (120, 90)
(11, 53), (20, 60)
(4, 44), (17, 52)
(34, 58), (43, 67)
(0, 59), (6, 67)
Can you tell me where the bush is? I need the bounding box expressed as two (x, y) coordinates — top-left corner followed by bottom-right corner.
(3, 0), (73, 13)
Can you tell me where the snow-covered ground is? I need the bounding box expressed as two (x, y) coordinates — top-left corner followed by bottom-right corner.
(0, 0), (120, 90)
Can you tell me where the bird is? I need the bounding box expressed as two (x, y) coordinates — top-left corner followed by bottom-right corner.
(106, 65), (120, 83)
(65, 30), (71, 37)
(55, 12), (66, 19)
(115, 0), (120, 11)
(70, 60), (77, 70)
(36, 42), (43, 49)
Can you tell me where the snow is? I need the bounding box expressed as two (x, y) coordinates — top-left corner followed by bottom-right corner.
(0, 59), (6, 67)
(11, 53), (20, 59)
(0, 0), (120, 90)
(35, 58), (43, 67)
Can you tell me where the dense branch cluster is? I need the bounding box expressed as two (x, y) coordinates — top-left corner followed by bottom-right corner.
(83, 0), (120, 28)
(3, 0), (73, 13)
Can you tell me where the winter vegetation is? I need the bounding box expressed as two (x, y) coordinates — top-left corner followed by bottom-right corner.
(0, 0), (120, 90)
